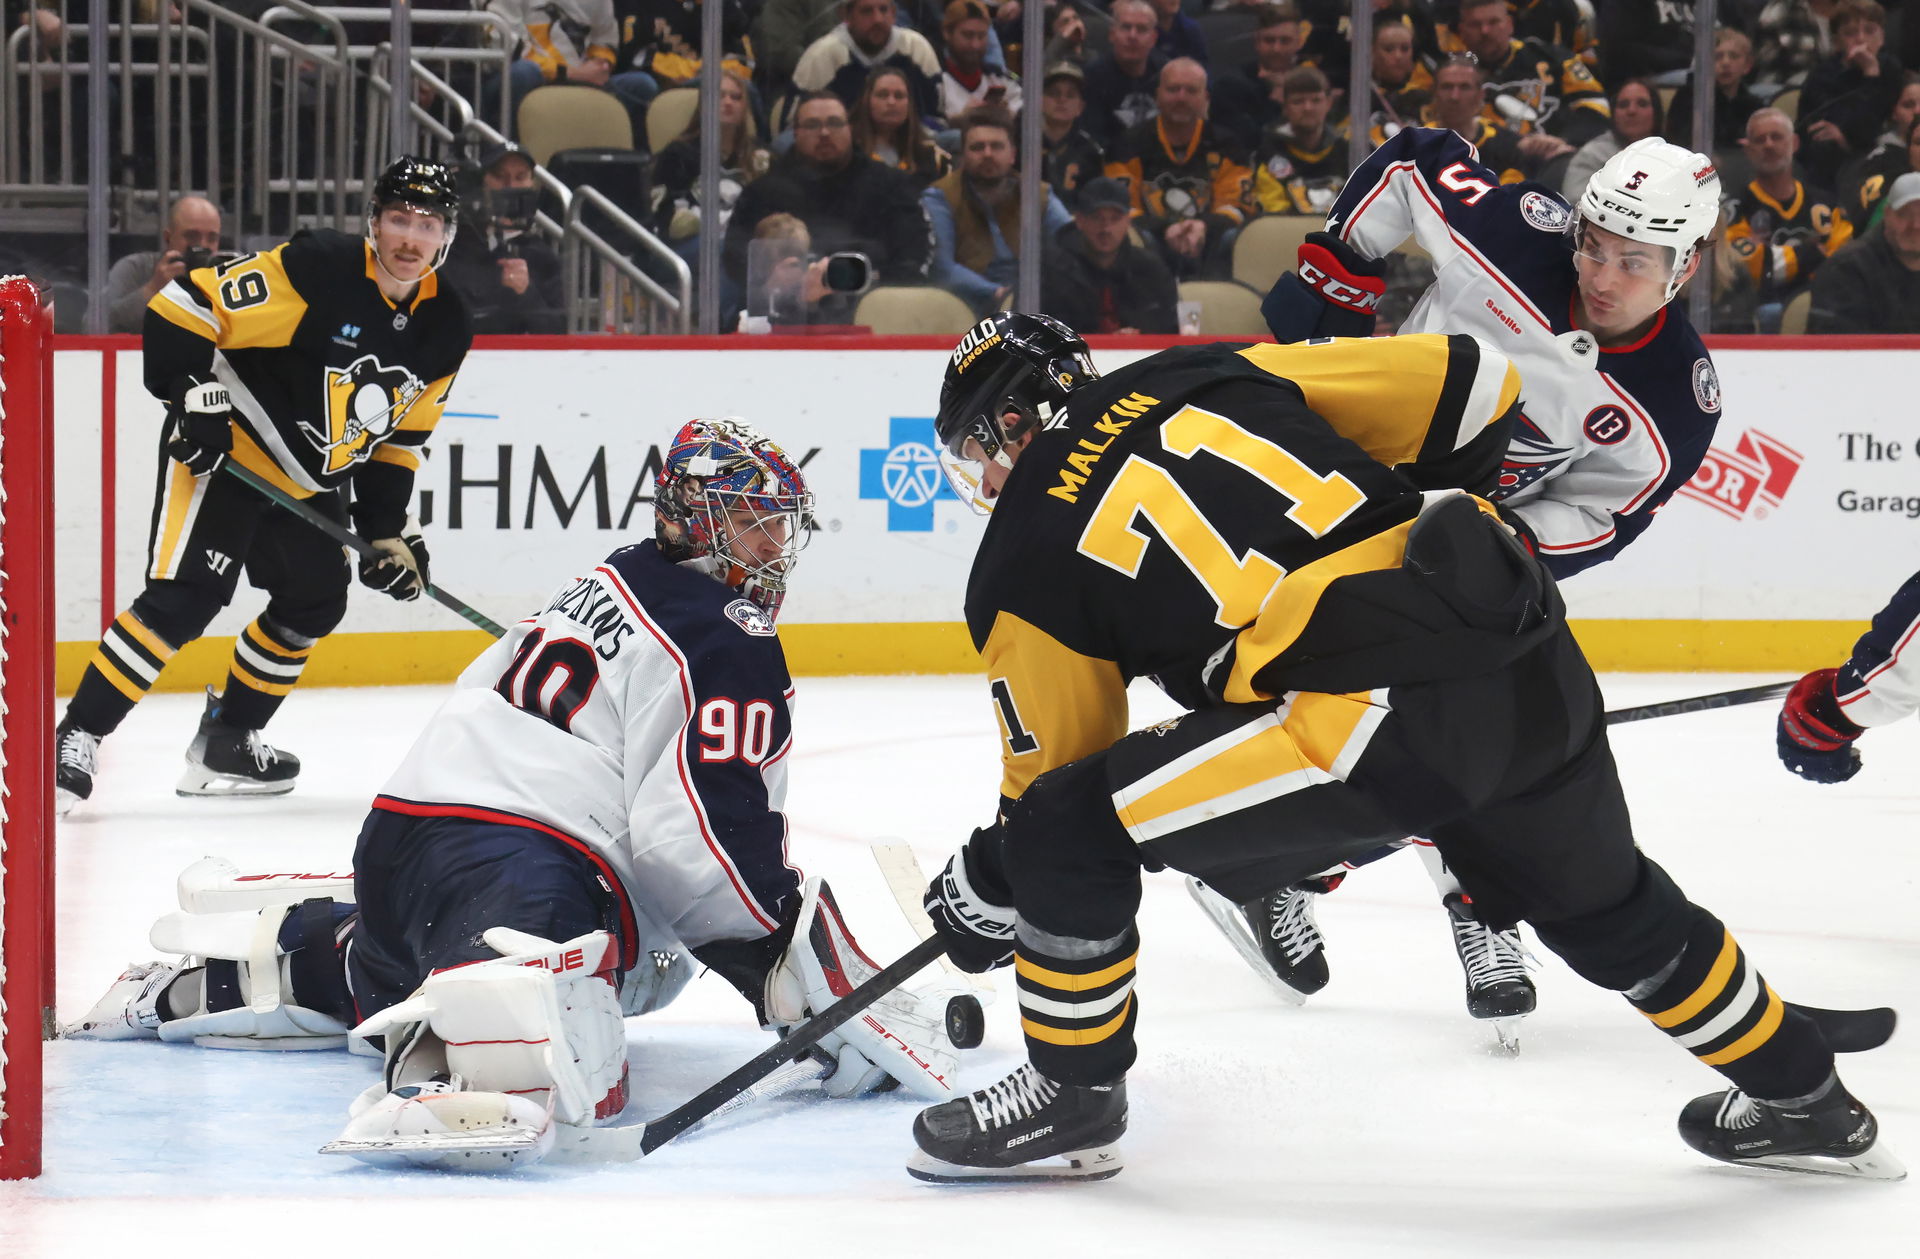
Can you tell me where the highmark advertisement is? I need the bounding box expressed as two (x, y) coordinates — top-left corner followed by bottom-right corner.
(47, 342), (1920, 682)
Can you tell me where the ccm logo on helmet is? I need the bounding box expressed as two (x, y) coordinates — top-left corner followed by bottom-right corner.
(1300, 262), (1381, 312)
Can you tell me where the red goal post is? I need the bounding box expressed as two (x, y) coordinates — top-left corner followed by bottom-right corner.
(0, 274), (55, 1181)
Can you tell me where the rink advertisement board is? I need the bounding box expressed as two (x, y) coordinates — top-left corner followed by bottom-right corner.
(47, 336), (1920, 687)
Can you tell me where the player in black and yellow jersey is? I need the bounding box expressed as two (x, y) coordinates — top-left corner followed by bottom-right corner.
(906, 313), (1899, 1185)
(54, 157), (473, 811)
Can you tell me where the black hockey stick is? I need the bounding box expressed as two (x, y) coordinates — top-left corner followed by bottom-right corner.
(544, 934), (950, 1163)
(1789, 1003), (1897, 1054)
(221, 461), (508, 638)
(1604, 681), (1795, 726)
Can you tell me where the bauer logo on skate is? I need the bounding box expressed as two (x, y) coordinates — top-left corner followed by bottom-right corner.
(1675, 429), (1803, 521)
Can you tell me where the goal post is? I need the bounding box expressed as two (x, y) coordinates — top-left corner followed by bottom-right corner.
(0, 273), (56, 1181)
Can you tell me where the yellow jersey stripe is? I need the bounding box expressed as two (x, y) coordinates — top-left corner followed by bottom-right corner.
(150, 461), (202, 580)
(981, 610), (1128, 800)
(1015, 950), (1138, 993)
(149, 284), (221, 340)
(229, 657), (300, 696)
(87, 649), (149, 701)
(368, 444), (421, 471)
(115, 611), (178, 661)
(229, 431), (314, 499)
(1021, 995), (1134, 1046)
(1645, 930), (1739, 1029)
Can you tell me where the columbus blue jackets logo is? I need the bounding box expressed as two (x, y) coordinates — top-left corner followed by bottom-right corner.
(1520, 191), (1570, 233)
(310, 355), (426, 474)
(1692, 358), (1722, 414)
(1490, 410), (1572, 500)
(724, 598), (777, 637)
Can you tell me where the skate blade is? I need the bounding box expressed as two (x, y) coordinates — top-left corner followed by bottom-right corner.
(56, 787), (84, 816)
(175, 769), (296, 798)
(1489, 1016), (1524, 1056)
(1184, 876), (1313, 1006)
(1717, 1143), (1907, 1182)
(906, 1142), (1124, 1184)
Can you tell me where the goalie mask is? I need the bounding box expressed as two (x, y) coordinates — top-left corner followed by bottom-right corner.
(936, 312), (1097, 513)
(655, 418), (814, 620)
(367, 155), (461, 281)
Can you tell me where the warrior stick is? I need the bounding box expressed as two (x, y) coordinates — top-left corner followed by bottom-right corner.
(221, 461), (508, 637)
(1604, 681), (1795, 726)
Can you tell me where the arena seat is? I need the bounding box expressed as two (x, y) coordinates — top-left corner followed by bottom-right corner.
(647, 87), (699, 154)
(517, 86), (634, 167)
(1232, 215), (1321, 293)
(1177, 280), (1268, 336)
(854, 286), (978, 334)
(1780, 288), (1813, 335)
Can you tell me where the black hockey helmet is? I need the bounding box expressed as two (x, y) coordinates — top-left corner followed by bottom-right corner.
(371, 155), (462, 223)
(935, 312), (1097, 512)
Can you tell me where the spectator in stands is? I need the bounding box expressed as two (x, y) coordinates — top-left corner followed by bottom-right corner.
(611, 0), (754, 107)
(653, 69), (770, 251)
(105, 196), (224, 335)
(1251, 66), (1349, 215)
(739, 212), (839, 325)
(924, 108), (1071, 313)
(1044, 0), (1089, 65)
(1406, 53), (1529, 184)
(1669, 27), (1767, 152)
(1809, 170), (1920, 330)
(1040, 175), (1179, 333)
(1148, 0), (1208, 65)
(939, 1), (1022, 119)
(724, 92), (933, 313)
(1854, 112), (1920, 228)
(1300, 0), (1437, 97)
(1724, 107), (1855, 328)
(1083, 0), (1166, 145)
(1752, 0), (1846, 88)
(1563, 78), (1666, 202)
(1214, 3), (1309, 144)
(491, 1), (659, 139)
(1452, 0), (1608, 145)
(852, 64), (955, 192)
(1366, 18), (1433, 141)
(443, 143), (565, 335)
(1595, 0), (1699, 83)
(790, 0), (944, 122)
(1798, 0), (1905, 187)
(1040, 60), (1107, 207)
(1104, 57), (1253, 278)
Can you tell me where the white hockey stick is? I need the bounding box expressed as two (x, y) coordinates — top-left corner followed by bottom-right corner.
(871, 842), (994, 995)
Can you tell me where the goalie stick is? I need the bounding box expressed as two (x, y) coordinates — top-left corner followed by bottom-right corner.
(321, 935), (950, 1167)
(220, 461), (509, 637)
(1604, 681), (1793, 726)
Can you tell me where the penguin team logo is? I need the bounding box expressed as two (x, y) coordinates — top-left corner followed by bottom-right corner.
(310, 355), (427, 473)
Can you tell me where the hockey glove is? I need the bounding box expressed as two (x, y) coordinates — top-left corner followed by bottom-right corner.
(923, 826), (1018, 973)
(1777, 667), (1865, 784)
(165, 373), (234, 476)
(1262, 230), (1388, 343)
(359, 520), (430, 602)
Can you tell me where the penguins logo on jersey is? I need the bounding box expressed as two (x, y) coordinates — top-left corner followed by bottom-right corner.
(310, 355), (426, 473)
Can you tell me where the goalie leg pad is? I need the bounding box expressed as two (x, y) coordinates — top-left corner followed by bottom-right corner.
(137, 897), (357, 1049)
(765, 878), (963, 1101)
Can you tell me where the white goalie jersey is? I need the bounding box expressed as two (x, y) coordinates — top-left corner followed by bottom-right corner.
(375, 540), (802, 957)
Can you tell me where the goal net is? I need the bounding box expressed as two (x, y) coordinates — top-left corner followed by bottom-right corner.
(0, 273), (55, 1181)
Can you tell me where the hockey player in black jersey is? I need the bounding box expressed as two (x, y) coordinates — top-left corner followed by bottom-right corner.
(908, 312), (1899, 1184)
(55, 157), (473, 810)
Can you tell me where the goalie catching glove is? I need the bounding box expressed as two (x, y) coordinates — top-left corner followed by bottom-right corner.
(358, 518), (431, 602)
(764, 877), (964, 1100)
(1261, 230), (1389, 342)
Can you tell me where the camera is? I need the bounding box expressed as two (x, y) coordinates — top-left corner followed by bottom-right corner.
(820, 251), (874, 296)
(178, 247), (238, 272)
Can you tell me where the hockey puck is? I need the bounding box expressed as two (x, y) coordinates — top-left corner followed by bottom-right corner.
(945, 994), (986, 1049)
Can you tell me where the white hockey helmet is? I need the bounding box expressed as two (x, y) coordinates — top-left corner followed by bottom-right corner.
(1576, 137), (1723, 301)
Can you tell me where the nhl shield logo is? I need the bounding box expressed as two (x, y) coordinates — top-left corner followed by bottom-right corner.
(724, 598), (777, 636)
(1692, 358), (1722, 414)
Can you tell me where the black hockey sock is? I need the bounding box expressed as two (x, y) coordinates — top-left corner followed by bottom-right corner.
(1627, 910), (1833, 1101)
(65, 611), (181, 736)
(1017, 923), (1139, 1087)
(219, 615), (318, 729)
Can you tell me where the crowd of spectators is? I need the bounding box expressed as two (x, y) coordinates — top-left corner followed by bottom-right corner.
(20, 0), (1920, 333)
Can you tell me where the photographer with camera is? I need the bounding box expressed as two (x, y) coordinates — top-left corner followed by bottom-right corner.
(106, 196), (226, 334)
(724, 92), (930, 325)
(442, 143), (565, 335)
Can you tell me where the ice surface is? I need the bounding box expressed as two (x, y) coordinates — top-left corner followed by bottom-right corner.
(4, 674), (1915, 1255)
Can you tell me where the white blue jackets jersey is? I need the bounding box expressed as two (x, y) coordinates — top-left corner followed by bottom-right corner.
(1323, 127), (1722, 578)
(1836, 570), (1920, 729)
(375, 541), (801, 965)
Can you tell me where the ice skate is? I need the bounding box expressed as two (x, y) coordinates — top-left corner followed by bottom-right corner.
(1679, 1079), (1904, 1181)
(63, 960), (190, 1039)
(908, 1063), (1126, 1183)
(1443, 893), (1535, 1053)
(55, 717), (100, 815)
(1188, 875), (1329, 1004)
(177, 687), (300, 797)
